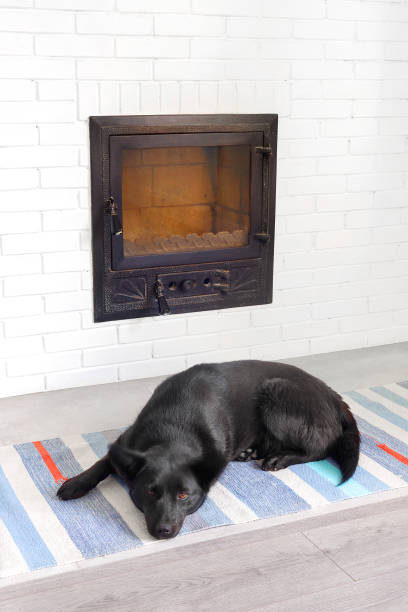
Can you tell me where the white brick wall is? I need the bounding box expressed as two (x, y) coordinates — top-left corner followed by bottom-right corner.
(0, 0), (407, 398)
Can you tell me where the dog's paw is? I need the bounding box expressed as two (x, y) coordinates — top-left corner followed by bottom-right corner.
(57, 476), (90, 500)
(261, 456), (286, 471)
(237, 447), (258, 462)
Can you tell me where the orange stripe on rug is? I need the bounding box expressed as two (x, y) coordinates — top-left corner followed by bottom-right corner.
(377, 443), (408, 466)
(33, 441), (68, 485)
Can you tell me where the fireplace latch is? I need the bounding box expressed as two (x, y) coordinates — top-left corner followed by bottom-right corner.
(153, 279), (170, 315)
(255, 146), (272, 156)
(105, 196), (123, 236)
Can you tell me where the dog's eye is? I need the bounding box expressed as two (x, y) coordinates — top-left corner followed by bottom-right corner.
(147, 489), (155, 497)
(177, 491), (189, 500)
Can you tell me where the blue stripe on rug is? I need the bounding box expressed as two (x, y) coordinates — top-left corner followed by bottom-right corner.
(0, 466), (56, 571)
(359, 433), (408, 481)
(218, 461), (310, 518)
(346, 390), (408, 431)
(370, 386), (408, 411)
(354, 415), (408, 462)
(289, 463), (348, 502)
(14, 439), (142, 557)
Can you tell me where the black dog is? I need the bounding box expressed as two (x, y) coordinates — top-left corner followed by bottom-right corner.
(57, 360), (360, 539)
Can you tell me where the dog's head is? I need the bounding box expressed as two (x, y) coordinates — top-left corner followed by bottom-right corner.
(108, 442), (208, 539)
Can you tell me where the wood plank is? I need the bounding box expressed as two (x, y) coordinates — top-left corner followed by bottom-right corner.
(0, 531), (350, 612)
(266, 567), (408, 612)
(303, 507), (408, 581)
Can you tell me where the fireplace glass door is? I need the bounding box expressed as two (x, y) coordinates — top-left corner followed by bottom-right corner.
(109, 131), (263, 269)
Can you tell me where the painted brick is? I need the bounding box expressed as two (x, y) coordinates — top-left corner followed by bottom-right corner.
(119, 357), (187, 381)
(84, 343), (152, 367)
(0, 169), (38, 191)
(46, 366), (118, 391)
(316, 193), (373, 212)
(220, 326), (281, 349)
(282, 318), (338, 341)
(4, 272), (81, 296)
(39, 124), (87, 145)
(0, 189), (80, 212)
(294, 19), (354, 40)
(118, 0), (190, 12)
(312, 298), (368, 320)
(43, 210), (89, 231)
(316, 229), (371, 250)
(311, 332), (368, 355)
(43, 251), (90, 273)
(0, 296), (43, 319)
(0, 375), (45, 399)
(0, 336), (43, 359)
(186, 348), (252, 367)
(44, 291), (92, 313)
(0, 58), (74, 79)
(369, 293), (408, 313)
(37, 1), (115, 8)
(38, 80), (76, 101)
(76, 12), (152, 35)
(36, 35), (114, 57)
(227, 17), (291, 38)
(78, 59), (152, 81)
(155, 61), (224, 81)
(262, 0), (325, 19)
(40, 167), (88, 189)
(346, 209), (401, 229)
(3, 232), (79, 255)
(0, 254), (41, 277)
(44, 328), (117, 352)
(0, 9), (74, 32)
(192, 0), (261, 16)
(5, 312), (80, 337)
(0, 212), (41, 234)
(0, 32), (32, 55)
(119, 318), (187, 343)
(153, 334), (218, 358)
(117, 37), (188, 59)
(0, 124), (38, 145)
(192, 39), (257, 59)
(286, 213), (344, 234)
(251, 339), (309, 361)
(0, 101), (75, 123)
(187, 311), (251, 335)
(252, 305), (310, 327)
(0, 146), (77, 168)
(367, 326), (408, 347)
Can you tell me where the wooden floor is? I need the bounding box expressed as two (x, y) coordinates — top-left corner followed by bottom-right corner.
(1, 342), (408, 610)
(1, 495), (407, 612)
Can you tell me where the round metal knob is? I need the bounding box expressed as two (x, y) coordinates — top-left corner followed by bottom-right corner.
(181, 279), (194, 292)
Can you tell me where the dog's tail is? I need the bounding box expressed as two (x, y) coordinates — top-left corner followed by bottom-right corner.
(329, 400), (360, 485)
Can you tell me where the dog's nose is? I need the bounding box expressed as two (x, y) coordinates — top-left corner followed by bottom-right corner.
(156, 524), (174, 539)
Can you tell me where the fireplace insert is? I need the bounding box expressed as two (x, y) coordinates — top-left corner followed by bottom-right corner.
(90, 114), (277, 322)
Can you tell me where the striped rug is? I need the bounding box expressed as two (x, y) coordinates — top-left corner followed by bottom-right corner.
(1, 381), (408, 579)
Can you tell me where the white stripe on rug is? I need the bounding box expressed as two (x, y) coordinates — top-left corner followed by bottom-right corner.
(62, 435), (154, 544)
(208, 481), (258, 523)
(346, 397), (408, 444)
(0, 446), (83, 567)
(269, 467), (328, 507)
(358, 452), (407, 489)
(0, 516), (29, 578)
(382, 383), (408, 403)
(362, 388), (408, 421)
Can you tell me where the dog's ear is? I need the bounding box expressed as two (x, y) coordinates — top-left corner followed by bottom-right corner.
(108, 442), (146, 478)
(191, 453), (225, 491)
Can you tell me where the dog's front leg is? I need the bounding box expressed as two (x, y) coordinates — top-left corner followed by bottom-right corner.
(57, 455), (113, 500)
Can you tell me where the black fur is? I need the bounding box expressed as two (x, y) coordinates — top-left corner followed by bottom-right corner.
(57, 360), (360, 539)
